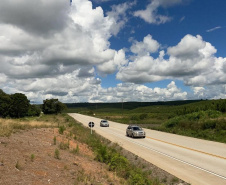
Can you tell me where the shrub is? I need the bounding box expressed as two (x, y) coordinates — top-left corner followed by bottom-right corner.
(164, 116), (181, 128)
(130, 115), (139, 120)
(206, 110), (221, 118)
(109, 154), (128, 172)
(139, 113), (148, 120)
(59, 141), (69, 150)
(31, 154), (35, 162)
(202, 120), (216, 129)
(95, 145), (108, 163)
(71, 144), (79, 154)
(54, 149), (60, 159)
(53, 136), (56, 145)
(59, 125), (66, 134)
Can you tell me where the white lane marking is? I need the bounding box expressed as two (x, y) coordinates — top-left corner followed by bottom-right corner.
(100, 127), (226, 181)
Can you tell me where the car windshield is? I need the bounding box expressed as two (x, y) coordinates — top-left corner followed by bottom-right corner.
(102, 120), (108, 123)
(132, 127), (142, 131)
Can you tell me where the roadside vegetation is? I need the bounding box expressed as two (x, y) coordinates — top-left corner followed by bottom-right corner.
(0, 112), (184, 184)
(65, 99), (226, 143)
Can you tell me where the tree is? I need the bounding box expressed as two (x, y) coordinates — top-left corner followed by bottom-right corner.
(42, 99), (66, 114)
(27, 104), (41, 117)
(9, 93), (30, 118)
(0, 89), (12, 118)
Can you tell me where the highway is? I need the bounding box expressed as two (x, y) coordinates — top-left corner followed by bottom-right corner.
(69, 113), (226, 185)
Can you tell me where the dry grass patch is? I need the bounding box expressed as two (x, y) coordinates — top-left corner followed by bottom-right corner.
(0, 117), (58, 137)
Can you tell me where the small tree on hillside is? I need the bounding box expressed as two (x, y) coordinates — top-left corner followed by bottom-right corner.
(42, 99), (66, 114)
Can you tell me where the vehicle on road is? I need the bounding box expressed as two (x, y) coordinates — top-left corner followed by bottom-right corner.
(126, 125), (146, 138)
(100, 120), (109, 127)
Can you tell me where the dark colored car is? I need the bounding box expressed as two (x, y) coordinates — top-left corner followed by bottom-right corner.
(126, 125), (146, 138)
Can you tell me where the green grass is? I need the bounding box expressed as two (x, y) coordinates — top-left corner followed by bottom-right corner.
(65, 99), (226, 143)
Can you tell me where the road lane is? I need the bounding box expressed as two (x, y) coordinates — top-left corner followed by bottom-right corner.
(69, 113), (226, 185)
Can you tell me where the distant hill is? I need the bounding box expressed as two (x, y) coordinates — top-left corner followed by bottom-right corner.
(65, 99), (204, 110)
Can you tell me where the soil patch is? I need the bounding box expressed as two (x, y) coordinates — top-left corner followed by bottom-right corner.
(0, 128), (123, 185)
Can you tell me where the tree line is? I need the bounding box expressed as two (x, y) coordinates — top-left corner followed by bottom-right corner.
(0, 89), (66, 118)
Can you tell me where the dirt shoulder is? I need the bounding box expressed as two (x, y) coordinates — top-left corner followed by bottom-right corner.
(0, 128), (124, 185)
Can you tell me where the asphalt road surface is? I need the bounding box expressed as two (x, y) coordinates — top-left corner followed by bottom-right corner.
(69, 113), (226, 185)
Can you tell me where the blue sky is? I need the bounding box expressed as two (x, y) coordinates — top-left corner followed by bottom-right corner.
(0, 0), (226, 103)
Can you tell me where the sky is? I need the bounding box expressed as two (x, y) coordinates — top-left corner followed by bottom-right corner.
(0, 0), (226, 103)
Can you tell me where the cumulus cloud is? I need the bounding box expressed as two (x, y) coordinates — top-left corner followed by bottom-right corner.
(117, 34), (226, 88)
(0, 0), (70, 36)
(130, 34), (160, 56)
(97, 49), (128, 75)
(0, 0), (128, 102)
(106, 1), (135, 36)
(0, 0), (225, 103)
(89, 81), (188, 102)
(134, 0), (186, 24)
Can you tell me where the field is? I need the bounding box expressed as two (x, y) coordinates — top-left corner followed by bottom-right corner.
(65, 99), (226, 143)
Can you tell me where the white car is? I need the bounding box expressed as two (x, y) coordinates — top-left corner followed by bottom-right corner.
(100, 120), (109, 127)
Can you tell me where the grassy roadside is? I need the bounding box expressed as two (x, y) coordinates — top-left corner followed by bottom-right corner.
(0, 113), (186, 184)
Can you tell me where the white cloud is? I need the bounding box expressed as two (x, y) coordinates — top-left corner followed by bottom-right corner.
(134, 0), (191, 24)
(89, 81), (188, 102)
(206, 26), (222, 32)
(97, 49), (128, 75)
(117, 34), (226, 88)
(0, 0), (129, 103)
(134, 1), (171, 24)
(106, 2), (135, 36)
(134, 0), (186, 24)
(0, 0), (225, 103)
(130, 34), (160, 56)
(0, 0), (70, 36)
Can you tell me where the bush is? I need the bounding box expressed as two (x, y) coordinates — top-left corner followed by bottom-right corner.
(27, 105), (41, 117)
(202, 120), (216, 129)
(139, 113), (148, 120)
(95, 145), (108, 163)
(54, 149), (60, 159)
(130, 115), (139, 120)
(59, 125), (66, 134)
(164, 116), (181, 128)
(206, 110), (221, 118)
(109, 154), (128, 172)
